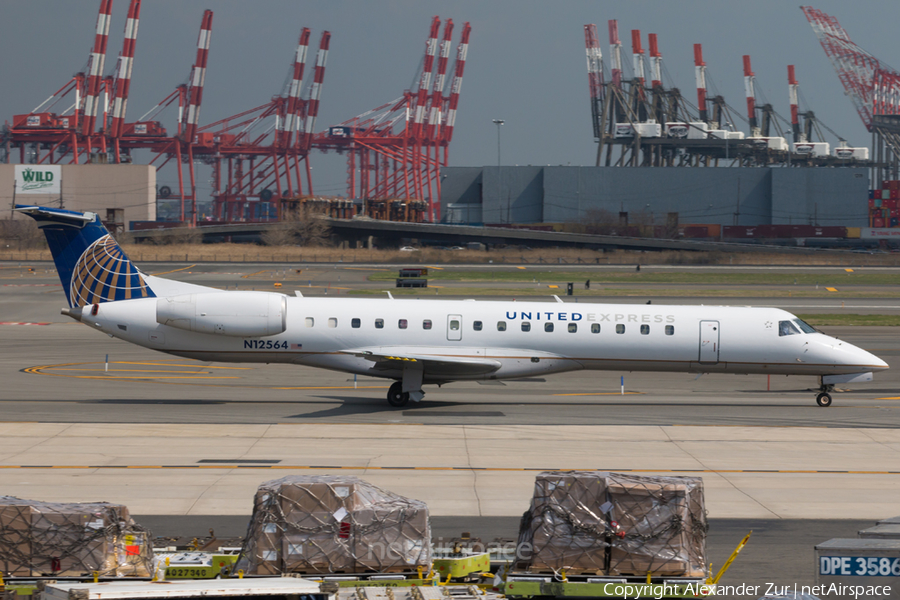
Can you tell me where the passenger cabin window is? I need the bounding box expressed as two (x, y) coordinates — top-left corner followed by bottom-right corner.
(351, 318), (361, 329)
(521, 322), (531, 332)
(591, 324), (601, 334)
(793, 319), (816, 333)
(640, 324), (649, 335)
(665, 325), (674, 336)
(473, 321), (483, 331)
(328, 318), (337, 328)
(779, 320), (800, 336)
(544, 322), (554, 332)
(423, 319), (432, 330)
(399, 319), (408, 329)
(497, 321), (507, 331)
(375, 318), (384, 329)
(568, 323), (577, 333)
(616, 324), (625, 334)
(305, 317), (314, 328)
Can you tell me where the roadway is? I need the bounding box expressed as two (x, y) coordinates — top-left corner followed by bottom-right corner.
(2, 260), (900, 594)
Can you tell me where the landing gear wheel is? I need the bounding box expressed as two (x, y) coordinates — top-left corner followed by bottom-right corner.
(816, 392), (832, 407)
(387, 381), (410, 408)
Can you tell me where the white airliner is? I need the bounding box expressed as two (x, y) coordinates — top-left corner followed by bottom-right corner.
(18, 204), (888, 408)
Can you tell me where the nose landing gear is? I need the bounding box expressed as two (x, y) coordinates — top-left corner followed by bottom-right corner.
(816, 380), (835, 407)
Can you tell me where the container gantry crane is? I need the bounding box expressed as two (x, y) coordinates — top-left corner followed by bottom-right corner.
(312, 17), (471, 223)
(802, 5), (900, 183)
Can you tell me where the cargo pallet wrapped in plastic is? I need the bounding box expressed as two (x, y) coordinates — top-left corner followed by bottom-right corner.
(514, 472), (707, 578)
(0, 497), (153, 577)
(235, 476), (431, 575)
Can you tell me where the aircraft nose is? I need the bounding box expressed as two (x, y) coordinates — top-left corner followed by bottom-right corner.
(845, 342), (889, 371)
(866, 350), (890, 371)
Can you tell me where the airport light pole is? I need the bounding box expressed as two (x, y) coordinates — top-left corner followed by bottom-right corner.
(493, 119), (505, 222)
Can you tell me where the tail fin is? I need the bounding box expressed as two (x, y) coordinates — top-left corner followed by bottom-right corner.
(16, 205), (155, 308)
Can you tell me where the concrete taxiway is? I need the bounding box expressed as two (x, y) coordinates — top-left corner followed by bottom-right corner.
(2, 260), (899, 523)
(4, 259), (900, 596)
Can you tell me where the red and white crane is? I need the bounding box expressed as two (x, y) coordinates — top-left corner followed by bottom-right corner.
(647, 33), (662, 91)
(630, 30), (645, 90)
(301, 31), (330, 151)
(313, 16), (470, 221)
(182, 10), (213, 143)
(108, 0), (142, 159)
(412, 17), (441, 141)
(81, 0), (113, 141)
(743, 55), (759, 136)
(801, 6), (894, 131)
(788, 64), (802, 142)
(278, 28), (311, 149)
(441, 21), (471, 145)
(583, 24), (604, 140)
(693, 43), (708, 124)
(608, 20), (623, 88)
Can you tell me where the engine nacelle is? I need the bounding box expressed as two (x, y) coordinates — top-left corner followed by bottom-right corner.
(156, 291), (286, 337)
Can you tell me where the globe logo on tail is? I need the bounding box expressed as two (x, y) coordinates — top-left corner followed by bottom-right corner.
(70, 235), (154, 307)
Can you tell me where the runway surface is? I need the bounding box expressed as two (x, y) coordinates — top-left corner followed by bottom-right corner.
(2, 260), (900, 591)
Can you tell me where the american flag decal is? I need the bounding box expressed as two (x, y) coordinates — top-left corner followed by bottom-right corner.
(290, 343), (303, 350)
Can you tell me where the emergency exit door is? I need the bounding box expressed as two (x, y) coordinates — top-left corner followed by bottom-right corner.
(699, 321), (720, 363)
(447, 315), (462, 341)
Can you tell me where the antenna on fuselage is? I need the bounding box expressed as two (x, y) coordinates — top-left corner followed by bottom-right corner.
(386, 291), (394, 300)
(553, 295), (563, 303)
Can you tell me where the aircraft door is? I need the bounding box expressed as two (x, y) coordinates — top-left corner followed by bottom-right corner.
(447, 314), (462, 341)
(699, 320), (720, 363)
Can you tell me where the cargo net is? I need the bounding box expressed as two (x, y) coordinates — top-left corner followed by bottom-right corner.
(515, 472), (708, 578)
(235, 475), (431, 575)
(0, 497), (153, 577)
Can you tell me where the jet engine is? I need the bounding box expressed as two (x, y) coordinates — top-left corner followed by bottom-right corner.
(156, 291), (286, 337)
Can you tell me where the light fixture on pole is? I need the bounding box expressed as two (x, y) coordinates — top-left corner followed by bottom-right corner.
(492, 119), (505, 222)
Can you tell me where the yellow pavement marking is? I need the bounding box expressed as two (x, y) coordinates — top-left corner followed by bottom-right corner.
(0, 465), (896, 474)
(826, 287), (838, 292)
(149, 264), (197, 276)
(845, 268), (854, 272)
(553, 392), (643, 396)
(427, 266), (444, 270)
(273, 385), (389, 390)
(516, 266), (526, 270)
(114, 361), (250, 370)
(242, 270), (271, 278)
(51, 369), (216, 374)
(548, 285), (558, 289)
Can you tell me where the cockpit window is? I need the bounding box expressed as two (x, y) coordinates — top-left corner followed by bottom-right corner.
(793, 319), (817, 334)
(778, 320), (800, 336)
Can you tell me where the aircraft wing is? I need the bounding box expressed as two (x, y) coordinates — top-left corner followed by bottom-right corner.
(341, 347), (502, 378)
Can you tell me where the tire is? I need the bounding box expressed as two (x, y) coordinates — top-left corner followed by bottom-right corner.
(158, 185), (172, 199)
(387, 381), (409, 408)
(816, 392), (832, 407)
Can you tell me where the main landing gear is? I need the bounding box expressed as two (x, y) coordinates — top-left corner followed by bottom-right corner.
(386, 367), (426, 408)
(387, 382), (409, 408)
(816, 381), (835, 407)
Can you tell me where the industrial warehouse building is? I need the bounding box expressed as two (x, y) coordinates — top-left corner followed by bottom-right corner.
(440, 166), (869, 228)
(2, 164), (156, 225)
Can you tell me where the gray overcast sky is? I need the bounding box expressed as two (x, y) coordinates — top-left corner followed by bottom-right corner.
(1, 1), (896, 198)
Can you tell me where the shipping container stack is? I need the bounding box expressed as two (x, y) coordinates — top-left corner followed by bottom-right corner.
(869, 180), (900, 228)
